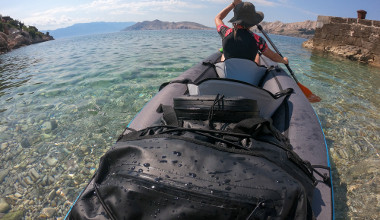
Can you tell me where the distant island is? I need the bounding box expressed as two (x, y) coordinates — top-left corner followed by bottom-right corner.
(123, 19), (214, 31)
(0, 15), (53, 54)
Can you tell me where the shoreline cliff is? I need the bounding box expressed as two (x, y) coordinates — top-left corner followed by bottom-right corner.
(0, 15), (54, 55)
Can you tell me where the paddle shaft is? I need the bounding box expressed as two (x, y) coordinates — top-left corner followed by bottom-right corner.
(257, 25), (300, 84)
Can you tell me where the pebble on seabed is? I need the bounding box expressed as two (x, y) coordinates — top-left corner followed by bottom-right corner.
(46, 156), (58, 167)
(40, 207), (56, 218)
(1, 142), (9, 151)
(0, 169), (9, 182)
(0, 198), (11, 213)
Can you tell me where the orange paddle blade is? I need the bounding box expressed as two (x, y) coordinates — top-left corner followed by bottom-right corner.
(297, 82), (321, 103)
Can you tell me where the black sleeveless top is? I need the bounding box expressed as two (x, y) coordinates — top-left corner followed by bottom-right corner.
(218, 24), (268, 62)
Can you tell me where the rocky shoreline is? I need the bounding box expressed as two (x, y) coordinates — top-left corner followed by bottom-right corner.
(0, 16), (54, 55)
(0, 29), (54, 55)
(252, 20), (316, 39)
(303, 39), (375, 63)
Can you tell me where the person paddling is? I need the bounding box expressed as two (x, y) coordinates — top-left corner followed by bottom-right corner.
(215, 0), (289, 65)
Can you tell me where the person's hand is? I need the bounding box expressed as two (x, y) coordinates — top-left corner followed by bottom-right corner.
(233, 0), (242, 6)
(283, 57), (289, 65)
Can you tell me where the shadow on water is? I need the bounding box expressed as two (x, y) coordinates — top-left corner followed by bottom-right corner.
(326, 137), (349, 220)
(0, 56), (33, 93)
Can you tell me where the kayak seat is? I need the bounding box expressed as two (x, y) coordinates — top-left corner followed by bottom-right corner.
(214, 58), (267, 86)
(187, 78), (289, 119)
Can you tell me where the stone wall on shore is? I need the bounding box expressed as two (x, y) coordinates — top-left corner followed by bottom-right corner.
(303, 15), (380, 67)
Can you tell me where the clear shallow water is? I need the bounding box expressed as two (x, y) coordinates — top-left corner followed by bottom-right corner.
(0, 30), (379, 219)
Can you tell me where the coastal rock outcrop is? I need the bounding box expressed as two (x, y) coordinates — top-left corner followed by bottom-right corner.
(0, 32), (9, 52)
(303, 15), (380, 67)
(0, 16), (54, 54)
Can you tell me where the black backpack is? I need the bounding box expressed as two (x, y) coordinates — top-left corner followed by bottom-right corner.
(67, 95), (317, 220)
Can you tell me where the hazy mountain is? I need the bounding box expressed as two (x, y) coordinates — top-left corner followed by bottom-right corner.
(123, 20), (213, 31)
(45, 22), (136, 39)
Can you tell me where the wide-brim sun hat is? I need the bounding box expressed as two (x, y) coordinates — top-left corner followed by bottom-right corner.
(229, 2), (264, 27)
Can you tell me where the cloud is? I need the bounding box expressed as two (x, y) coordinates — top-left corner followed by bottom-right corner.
(91, 0), (203, 14)
(23, 0), (204, 29)
(23, 8), (87, 30)
(252, 0), (279, 6)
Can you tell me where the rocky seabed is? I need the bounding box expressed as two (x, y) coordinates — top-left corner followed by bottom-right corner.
(0, 120), (112, 219)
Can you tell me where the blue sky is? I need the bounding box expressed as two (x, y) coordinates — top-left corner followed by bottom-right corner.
(2, 0), (380, 30)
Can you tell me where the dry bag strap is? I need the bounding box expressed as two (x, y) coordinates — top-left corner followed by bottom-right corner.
(158, 104), (179, 126)
(159, 79), (192, 91)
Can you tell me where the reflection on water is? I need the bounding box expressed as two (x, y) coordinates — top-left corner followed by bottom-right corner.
(0, 31), (379, 219)
(0, 60), (32, 98)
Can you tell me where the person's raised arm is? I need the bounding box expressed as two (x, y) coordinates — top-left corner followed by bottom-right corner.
(215, 0), (242, 28)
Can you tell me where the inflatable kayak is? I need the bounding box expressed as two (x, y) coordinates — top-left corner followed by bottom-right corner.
(66, 52), (334, 219)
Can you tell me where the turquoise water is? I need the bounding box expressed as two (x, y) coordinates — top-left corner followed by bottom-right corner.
(0, 30), (379, 219)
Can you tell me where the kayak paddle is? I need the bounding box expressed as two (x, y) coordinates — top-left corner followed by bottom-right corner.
(257, 25), (321, 103)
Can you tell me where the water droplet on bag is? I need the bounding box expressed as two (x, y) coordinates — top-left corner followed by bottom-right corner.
(173, 151), (182, 156)
(143, 163), (150, 167)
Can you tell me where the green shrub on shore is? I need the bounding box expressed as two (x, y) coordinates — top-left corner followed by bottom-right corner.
(22, 25), (44, 39)
(1, 15), (45, 39)
(8, 19), (20, 28)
